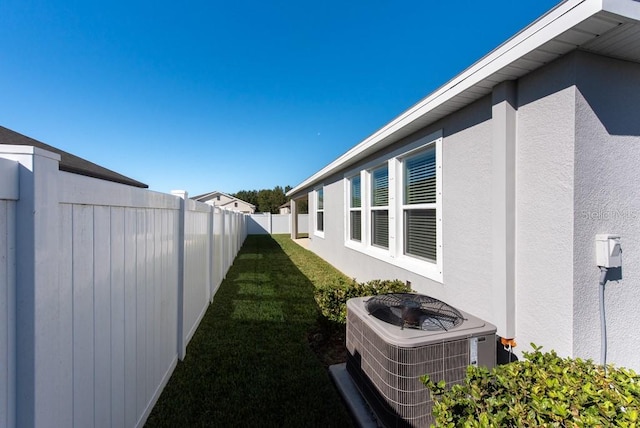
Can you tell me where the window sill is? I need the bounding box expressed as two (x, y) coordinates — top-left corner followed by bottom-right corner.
(344, 240), (443, 283)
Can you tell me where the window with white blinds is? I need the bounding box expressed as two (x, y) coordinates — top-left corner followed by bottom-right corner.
(349, 175), (361, 241)
(372, 166), (388, 206)
(371, 165), (389, 248)
(341, 130), (441, 282)
(403, 147), (437, 261)
(316, 187), (324, 233)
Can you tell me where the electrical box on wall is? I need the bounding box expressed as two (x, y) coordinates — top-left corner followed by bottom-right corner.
(596, 234), (622, 268)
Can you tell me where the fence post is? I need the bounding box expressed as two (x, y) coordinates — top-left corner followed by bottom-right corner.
(290, 200), (297, 239)
(207, 203), (215, 303)
(171, 190), (187, 360)
(213, 206), (222, 295)
(227, 210), (231, 276)
(0, 156), (18, 428)
(3, 146), (67, 427)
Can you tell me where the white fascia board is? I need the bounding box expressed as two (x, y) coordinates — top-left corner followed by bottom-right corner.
(0, 157), (19, 200)
(287, 0), (617, 198)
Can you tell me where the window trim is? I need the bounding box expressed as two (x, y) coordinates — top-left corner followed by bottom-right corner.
(343, 130), (443, 282)
(396, 142), (441, 265)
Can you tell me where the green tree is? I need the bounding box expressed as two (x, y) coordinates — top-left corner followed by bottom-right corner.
(296, 199), (308, 214)
(232, 186), (290, 213)
(232, 190), (258, 207)
(270, 186), (287, 212)
(257, 189), (271, 213)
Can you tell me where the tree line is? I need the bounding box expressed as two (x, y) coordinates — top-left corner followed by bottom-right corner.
(231, 186), (290, 214)
(231, 186), (309, 214)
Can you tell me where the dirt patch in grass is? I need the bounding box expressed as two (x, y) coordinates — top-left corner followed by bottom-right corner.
(307, 319), (348, 368)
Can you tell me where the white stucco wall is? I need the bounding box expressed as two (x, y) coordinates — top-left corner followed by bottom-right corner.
(306, 98), (498, 324)
(514, 55), (577, 358)
(438, 100), (495, 325)
(299, 50), (640, 372)
(572, 52), (640, 370)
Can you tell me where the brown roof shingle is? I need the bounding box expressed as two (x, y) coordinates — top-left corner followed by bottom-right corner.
(0, 126), (148, 188)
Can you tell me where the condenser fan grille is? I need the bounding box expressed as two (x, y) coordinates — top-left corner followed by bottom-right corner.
(365, 293), (465, 331)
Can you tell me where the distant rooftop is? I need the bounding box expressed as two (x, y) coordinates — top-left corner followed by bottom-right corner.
(192, 190), (256, 207)
(0, 126), (148, 188)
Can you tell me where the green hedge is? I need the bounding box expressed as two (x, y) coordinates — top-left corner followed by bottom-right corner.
(422, 344), (640, 427)
(314, 278), (411, 324)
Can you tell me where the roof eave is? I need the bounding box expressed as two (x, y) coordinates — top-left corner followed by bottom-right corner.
(287, 0), (640, 197)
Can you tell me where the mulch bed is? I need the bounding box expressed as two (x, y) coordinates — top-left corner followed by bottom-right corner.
(307, 321), (348, 368)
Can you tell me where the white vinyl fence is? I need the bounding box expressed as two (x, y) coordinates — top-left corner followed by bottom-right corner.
(248, 212), (309, 235)
(0, 146), (247, 428)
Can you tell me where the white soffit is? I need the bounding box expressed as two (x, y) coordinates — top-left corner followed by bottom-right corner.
(287, 0), (640, 196)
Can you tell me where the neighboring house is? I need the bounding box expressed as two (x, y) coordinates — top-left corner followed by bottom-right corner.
(0, 126), (148, 188)
(287, 0), (640, 371)
(279, 201), (291, 215)
(192, 190), (256, 213)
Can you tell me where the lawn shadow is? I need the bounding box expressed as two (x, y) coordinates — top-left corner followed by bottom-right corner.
(145, 234), (353, 427)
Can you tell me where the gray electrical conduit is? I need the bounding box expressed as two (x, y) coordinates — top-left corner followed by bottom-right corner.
(599, 266), (608, 372)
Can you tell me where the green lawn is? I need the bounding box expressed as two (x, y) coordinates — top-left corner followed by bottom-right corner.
(145, 234), (354, 427)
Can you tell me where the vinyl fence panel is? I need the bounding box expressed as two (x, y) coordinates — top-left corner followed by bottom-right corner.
(247, 213), (309, 235)
(58, 190), (182, 428)
(298, 214), (309, 233)
(248, 212), (270, 234)
(178, 195), (213, 358)
(212, 207), (224, 295)
(271, 214), (290, 233)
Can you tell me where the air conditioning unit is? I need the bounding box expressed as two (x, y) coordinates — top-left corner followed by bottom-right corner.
(346, 294), (496, 428)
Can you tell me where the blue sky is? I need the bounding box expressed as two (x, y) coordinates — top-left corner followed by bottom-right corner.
(1, 0), (559, 195)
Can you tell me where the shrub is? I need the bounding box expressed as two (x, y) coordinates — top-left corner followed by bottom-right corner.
(314, 278), (411, 324)
(422, 344), (640, 427)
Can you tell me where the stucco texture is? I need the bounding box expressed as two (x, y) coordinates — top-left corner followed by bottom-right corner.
(515, 54), (577, 358)
(307, 98), (498, 323)
(301, 50), (640, 372)
(507, 51), (640, 368)
(572, 52), (640, 369)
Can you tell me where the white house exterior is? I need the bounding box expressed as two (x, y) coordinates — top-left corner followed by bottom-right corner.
(279, 201), (291, 215)
(287, 0), (640, 371)
(192, 190), (256, 213)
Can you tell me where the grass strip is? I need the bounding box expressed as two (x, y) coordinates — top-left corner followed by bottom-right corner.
(145, 234), (353, 427)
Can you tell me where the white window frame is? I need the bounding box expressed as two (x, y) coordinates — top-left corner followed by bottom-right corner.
(395, 141), (442, 269)
(343, 130), (442, 282)
(347, 174), (362, 242)
(314, 185), (325, 238)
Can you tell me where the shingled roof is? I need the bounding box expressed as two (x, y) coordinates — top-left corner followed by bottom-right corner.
(0, 126), (148, 188)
